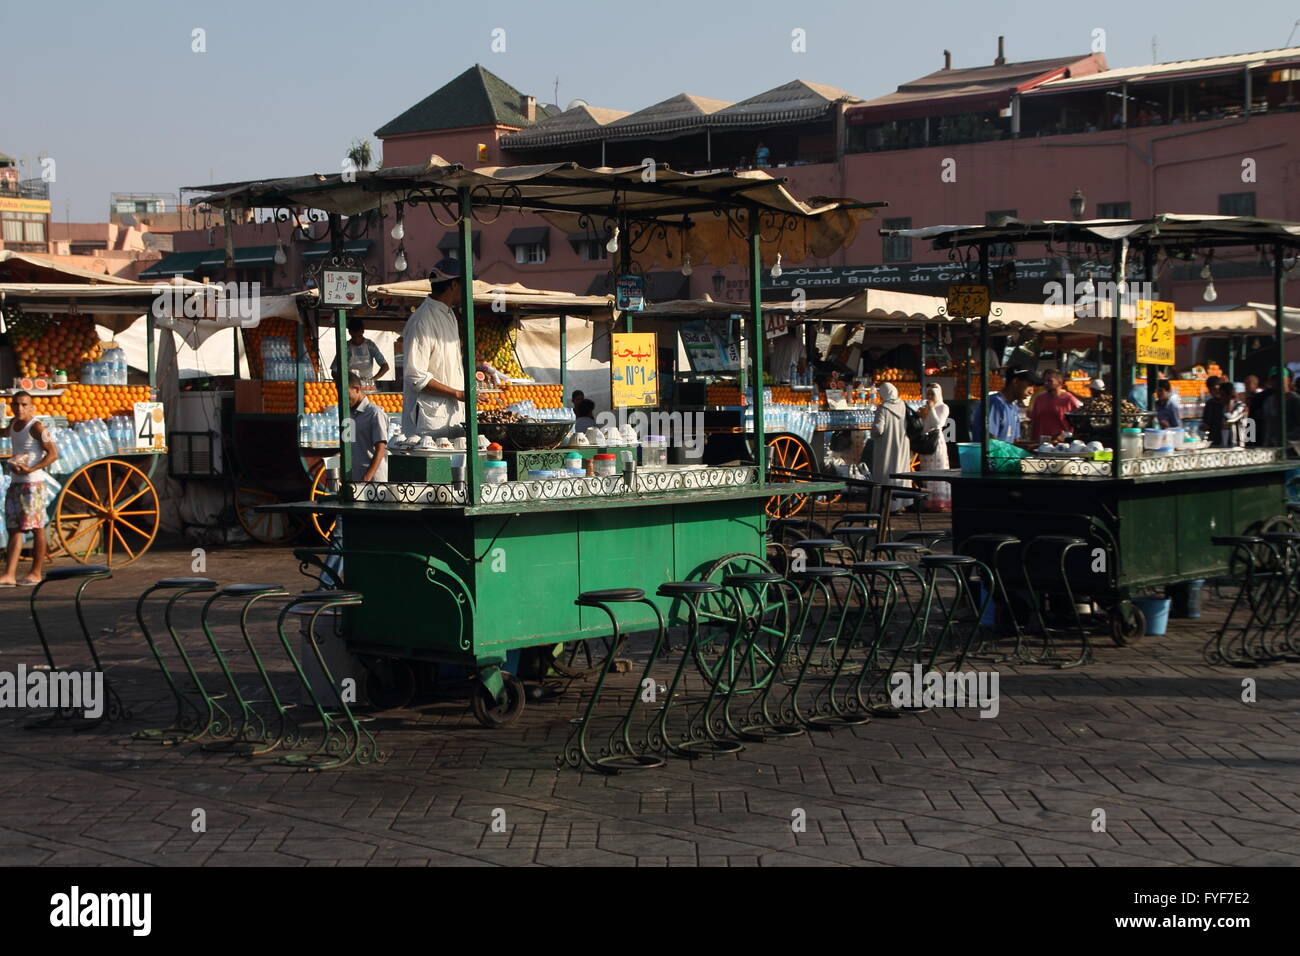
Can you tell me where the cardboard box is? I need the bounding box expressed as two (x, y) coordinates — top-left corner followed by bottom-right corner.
(234, 380), (266, 414)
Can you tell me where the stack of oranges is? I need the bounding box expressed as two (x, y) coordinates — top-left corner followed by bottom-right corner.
(255, 381), (405, 416)
(476, 381), (563, 410)
(368, 393), (402, 414)
(29, 384), (152, 423)
(8, 314), (104, 379)
(243, 318), (320, 379)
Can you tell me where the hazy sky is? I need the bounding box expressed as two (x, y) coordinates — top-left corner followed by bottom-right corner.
(5, 0), (1298, 220)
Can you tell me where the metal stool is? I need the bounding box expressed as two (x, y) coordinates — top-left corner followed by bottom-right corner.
(26, 565), (127, 728)
(718, 572), (806, 740)
(653, 581), (744, 758)
(197, 584), (289, 752)
(959, 534), (1028, 661)
(1020, 536), (1094, 668)
(784, 567), (870, 729)
(915, 554), (992, 672)
(275, 590), (381, 770)
(791, 537), (857, 568)
(831, 526), (879, 561)
(1207, 536), (1280, 667)
(901, 530), (951, 549)
(560, 588), (668, 774)
(132, 577), (219, 744)
(1260, 532), (1300, 662)
(849, 560), (914, 715)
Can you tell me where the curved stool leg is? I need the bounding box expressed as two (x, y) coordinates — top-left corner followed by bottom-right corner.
(273, 600), (351, 763)
(197, 592), (268, 751)
(652, 591), (711, 759)
(605, 598), (671, 768)
(559, 601), (625, 773)
(737, 580), (807, 739)
(132, 581), (216, 743)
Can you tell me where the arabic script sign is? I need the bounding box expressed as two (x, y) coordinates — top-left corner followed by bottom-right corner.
(611, 332), (658, 407)
(1135, 299), (1176, 366)
(945, 284), (991, 319)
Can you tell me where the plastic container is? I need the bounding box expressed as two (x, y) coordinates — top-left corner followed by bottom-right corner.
(1120, 427), (1142, 458)
(1133, 596), (1171, 635)
(484, 460), (508, 484)
(593, 453), (617, 477)
(645, 435), (667, 467)
(525, 469), (554, 481)
(1143, 428), (1170, 452)
(1166, 579), (1205, 619)
(563, 452), (585, 476)
(485, 443), (503, 461)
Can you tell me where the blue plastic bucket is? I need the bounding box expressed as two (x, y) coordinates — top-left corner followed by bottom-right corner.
(1134, 597), (1171, 636)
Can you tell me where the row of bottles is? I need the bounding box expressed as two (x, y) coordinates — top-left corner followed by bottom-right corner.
(80, 345), (129, 385)
(261, 337), (318, 382)
(298, 408), (341, 445)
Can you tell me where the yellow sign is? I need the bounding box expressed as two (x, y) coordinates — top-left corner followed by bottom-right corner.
(946, 284), (990, 319)
(0, 196), (51, 215)
(1135, 299), (1176, 365)
(610, 332), (658, 408)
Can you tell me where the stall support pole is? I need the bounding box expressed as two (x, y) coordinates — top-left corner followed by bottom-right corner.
(1112, 241), (1126, 478)
(559, 313), (568, 399)
(1275, 242), (1287, 457)
(146, 313), (156, 393)
(978, 242), (989, 476)
(460, 188), (481, 504)
(748, 208), (766, 483)
(1144, 245), (1157, 411)
(295, 316), (305, 423)
(334, 308), (350, 479)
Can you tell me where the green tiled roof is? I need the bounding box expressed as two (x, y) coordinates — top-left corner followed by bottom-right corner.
(375, 65), (556, 138)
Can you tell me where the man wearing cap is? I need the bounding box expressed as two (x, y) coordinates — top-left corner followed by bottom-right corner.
(973, 367), (1040, 443)
(1088, 378), (1106, 400)
(402, 258), (468, 439)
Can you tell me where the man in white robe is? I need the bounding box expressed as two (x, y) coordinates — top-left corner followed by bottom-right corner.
(402, 258), (468, 439)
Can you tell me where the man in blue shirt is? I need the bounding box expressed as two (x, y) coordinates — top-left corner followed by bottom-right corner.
(1154, 379), (1182, 429)
(973, 368), (1041, 442)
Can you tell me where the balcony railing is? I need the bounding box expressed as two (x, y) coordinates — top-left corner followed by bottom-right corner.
(0, 179), (50, 200)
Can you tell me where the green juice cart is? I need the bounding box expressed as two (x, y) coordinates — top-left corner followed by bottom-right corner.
(191, 161), (877, 725)
(889, 215), (1300, 639)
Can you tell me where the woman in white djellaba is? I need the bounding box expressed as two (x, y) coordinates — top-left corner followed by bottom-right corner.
(871, 382), (912, 509)
(917, 382), (951, 510)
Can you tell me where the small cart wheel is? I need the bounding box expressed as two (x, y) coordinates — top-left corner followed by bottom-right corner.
(53, 457), (159, 567)
(235, 486), (301, 545)
(753, 433), (814, 519)
(360, 657), (416, 710)
(308, 462), (339, 542)
(1109, 601), (1146, 646)
(471, 671), (526, 728)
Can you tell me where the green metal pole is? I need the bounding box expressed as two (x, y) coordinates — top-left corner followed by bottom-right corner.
(978, 242), (989, 476)
(749, 208), (765, 483)
(335, 308), (350, 479)
(460, 188), (481, 503)
(559, 313), (568, 398)
(146, 312), (156, 393)
(620, 213), (633, 334)
(295, 314), (305, 422)
(1275, 242), (1287, 457)
(1112, 241), (1125, 478)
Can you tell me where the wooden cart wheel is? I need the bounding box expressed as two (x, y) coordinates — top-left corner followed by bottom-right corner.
(1109, 601), (1146, 647)
(692, 553), (791, 693)
(309, 462), (338, 542)
(235, 486), (301, 545)
(53, 458), (159, 567)
(471, 671), (526, 728)
(762, 434), (815, 519)
(359, 656), (416, 709)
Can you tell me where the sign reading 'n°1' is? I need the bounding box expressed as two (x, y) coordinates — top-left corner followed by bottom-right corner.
(1135, 299), (1176, 366)
(610, 332), (658, 407)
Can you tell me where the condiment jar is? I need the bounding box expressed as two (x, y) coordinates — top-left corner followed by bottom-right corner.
(486, 442), (504, 461)
(484, 460), (509, 483)
(593, 453), (617, 477)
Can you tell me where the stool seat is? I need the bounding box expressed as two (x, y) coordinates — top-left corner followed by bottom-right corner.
(292, 589), (364, 603)
(1212, 535), (1265, 547)
(833, 527), (875, 536)
(1033, 535), (1087, 547)
(872, 542), (928, 553)
(852, 561), (908, 573)
(965, 533), (1020, 545)
(790, 566), (850, 579)
(657, 581), (721, 597)
(219, 583), (287, 597)
(1262, 532), (1300, 542)
(792, 538), (848, 550)
(902, 531), (950, 543)
(155, 577), (218, 589)
(722, 572), (785, 585)
(837, 512), (881, 522)
(920, 554), (976, 567)
(890, 489), (929, 500)
(577, 587), (645, 605)
(44, 565), (111, 581)
(1288, 502), (1300, 513)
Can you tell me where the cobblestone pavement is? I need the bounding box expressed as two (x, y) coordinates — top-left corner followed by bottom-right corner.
(0, 537), (1297, 867)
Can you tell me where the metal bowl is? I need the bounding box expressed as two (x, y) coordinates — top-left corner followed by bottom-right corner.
(476, 420), (572, 451)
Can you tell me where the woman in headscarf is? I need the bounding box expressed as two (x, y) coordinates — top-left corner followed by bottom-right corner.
(871, 382), (912, 509)
(918, 382), (951, 511)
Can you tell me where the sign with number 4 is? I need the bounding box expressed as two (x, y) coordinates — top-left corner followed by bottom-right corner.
(134, 402), (166, 451)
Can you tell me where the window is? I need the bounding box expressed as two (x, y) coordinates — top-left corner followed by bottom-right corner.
(580, 240), (607, 261)
(1219, 192), (1256, 217)
(882, 217), (912, 263)
(2, 217), (22, 242)
(514, 243), (546, 264)
(1097, 201), (1131, 219)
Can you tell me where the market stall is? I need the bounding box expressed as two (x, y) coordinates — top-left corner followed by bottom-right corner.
(191, 158), (874, 724)
(887, 214), (1300, 636)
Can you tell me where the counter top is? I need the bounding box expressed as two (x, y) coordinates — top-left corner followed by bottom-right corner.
(906, 460), (1294, 485)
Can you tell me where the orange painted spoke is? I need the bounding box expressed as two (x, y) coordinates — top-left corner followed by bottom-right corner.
(58, 512), (96, 521)
(113, 481), (149, 511)
(80, 468), (105, 505)
(114, 515), (152, 539)
(63, 487), (105, 511)
(116, 509), (158, 517)
(78, 523), (103, 561)
(107, 462), (127, 504)
(61, 518), (104, 548)
(110, 524), (137, 560)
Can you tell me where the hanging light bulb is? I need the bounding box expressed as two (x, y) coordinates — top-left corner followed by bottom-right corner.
(273, 239), (287, 266)
(1203, 278), (1218, 302)
(1077, 271), (1095, 298)
(681, 252), (693, 277)
(606, 225), (620, 254)
(1200, 262), (1212, 280)
(394, 245), (408, 273)
(391, 217), (405, 241)
(770, 252), (783, 279)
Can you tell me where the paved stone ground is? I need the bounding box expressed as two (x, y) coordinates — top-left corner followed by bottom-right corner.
(0, 532), (1298, 867)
